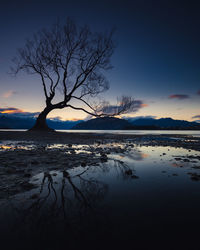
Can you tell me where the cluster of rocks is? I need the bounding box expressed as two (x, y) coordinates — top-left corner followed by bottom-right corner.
(187, 172), (200, 181)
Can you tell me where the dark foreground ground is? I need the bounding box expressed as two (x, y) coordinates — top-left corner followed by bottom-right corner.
(0, 131), (200, 250)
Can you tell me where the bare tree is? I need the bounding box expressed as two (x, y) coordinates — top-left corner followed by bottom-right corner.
(12, 19), (136, 131)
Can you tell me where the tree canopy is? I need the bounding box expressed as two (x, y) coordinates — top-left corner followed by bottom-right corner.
(12, 19), (137, 131)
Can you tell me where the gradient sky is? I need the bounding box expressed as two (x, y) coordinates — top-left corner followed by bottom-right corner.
(0, 0), (200, 121)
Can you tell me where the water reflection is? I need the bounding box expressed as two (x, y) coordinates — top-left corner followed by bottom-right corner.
(0, 144), (200, 249)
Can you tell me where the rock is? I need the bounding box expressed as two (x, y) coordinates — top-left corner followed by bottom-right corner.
(174, 158), (182, 161)
(125, 169), (132, 175)
(63, 170), (69, 177)
(192, 166), (200, 169)
(24, 173), (31, 178)
(188, 173), (200, 181)
(100, 152), (107, 157)
(100, 155), (108, 162)
(131, 174), (139, 179)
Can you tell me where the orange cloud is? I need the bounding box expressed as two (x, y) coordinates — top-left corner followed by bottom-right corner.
(68, 118), (80, 121)
(169, 94), (189, 100)
(0, 107), (40, 118)
(0, 108), (24, 114)
(141, 103), (148, 107)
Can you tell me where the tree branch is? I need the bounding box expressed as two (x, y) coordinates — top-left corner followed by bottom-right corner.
(71, 95), (96, 111)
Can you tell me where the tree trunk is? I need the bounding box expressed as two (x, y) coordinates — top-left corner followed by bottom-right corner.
(29, 107), (54, 131)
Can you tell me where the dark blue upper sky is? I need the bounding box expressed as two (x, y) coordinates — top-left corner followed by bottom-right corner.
(0, 0), (200, 121)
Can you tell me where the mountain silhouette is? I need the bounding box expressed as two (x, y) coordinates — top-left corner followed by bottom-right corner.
(126, 117), (200, 129)
(72, 117), (131, 130)
(1, 114), (200, 130)
(0, 115), (81, 130)
(72, 117), (200, 130)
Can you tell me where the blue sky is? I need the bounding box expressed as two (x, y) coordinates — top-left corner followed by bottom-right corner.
(0, 0), (199, 121)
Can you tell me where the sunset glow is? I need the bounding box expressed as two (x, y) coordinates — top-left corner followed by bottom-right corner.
(0, 0), (199, 122)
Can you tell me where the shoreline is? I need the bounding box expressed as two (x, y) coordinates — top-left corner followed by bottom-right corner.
(0, 130), (199, 198)
(0, 131), (200, 151)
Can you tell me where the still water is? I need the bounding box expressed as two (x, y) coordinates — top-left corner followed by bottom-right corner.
(0, 144), (200, 249)
(60, 129), (200, 136)
(1, 128), (200, 136)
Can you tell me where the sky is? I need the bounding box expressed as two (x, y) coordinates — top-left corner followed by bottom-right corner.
(0, 0), (200, 121)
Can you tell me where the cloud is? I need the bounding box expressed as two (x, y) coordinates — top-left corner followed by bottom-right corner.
(192, 115), (200, 119)
(0, 107), (21, 114)
(2, 90), (17, 98)
(48, 116), (63, 121)
(0, 107), (39, 118)
(122, 115), (157, 120)
(140, 103), (148, 107)
(197, 90), (200, 95)
(168, 94), (189, 100)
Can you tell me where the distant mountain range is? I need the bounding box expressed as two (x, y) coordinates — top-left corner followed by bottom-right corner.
(0, 114), (200, 130)
(125, 117), (200, 130)
(72, 117), (131, 130)
(0, 115), (81, 130)
(72, 117), (200, 130)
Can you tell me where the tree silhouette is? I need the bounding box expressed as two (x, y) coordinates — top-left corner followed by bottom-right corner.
(12, 19), (136, 131)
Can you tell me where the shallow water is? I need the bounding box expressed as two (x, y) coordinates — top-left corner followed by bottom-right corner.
(0, 144), (200, 249)
(1, 128), (200, 137)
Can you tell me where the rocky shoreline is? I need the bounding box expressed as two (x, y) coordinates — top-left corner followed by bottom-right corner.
(0, 131), (200, 151)
(0, 131), (200, 198)
(0, 130), (200, 147)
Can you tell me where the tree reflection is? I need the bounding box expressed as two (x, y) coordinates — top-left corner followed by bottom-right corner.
(7, 157), (139, 245)
(108, 159), (139, 179)
(10, 167), (108, 235)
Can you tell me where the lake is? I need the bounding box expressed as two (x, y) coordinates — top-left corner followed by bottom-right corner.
(0, 141), (199, 249)
(1, 128), (200, 137)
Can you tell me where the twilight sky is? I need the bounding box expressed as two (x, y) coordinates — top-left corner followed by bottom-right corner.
(0, 0), (200, 121)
